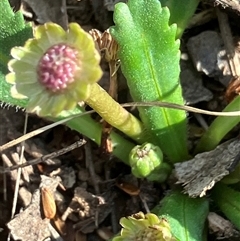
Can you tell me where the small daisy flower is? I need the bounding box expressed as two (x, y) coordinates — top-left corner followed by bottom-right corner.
(6, 23), (103, 116)
(113, 212), (177, 241)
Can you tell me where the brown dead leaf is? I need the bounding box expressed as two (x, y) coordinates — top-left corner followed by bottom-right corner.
(41, 187), (56, 219)
(174, 138), (240, 197)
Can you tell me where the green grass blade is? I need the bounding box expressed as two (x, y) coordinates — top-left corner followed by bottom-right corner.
(195, 96), (240, 153)
(212, 183), (240, 230)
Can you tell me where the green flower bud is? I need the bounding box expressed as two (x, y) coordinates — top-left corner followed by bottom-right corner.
(129, 143), (163, 178)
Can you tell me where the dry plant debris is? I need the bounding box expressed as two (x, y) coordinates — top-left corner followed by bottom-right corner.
(174, 138), (240, 197)
(187, 30), (232, 86)
(203, 0), (240, 15)
(103, 0), (126, 11)
(7, 189), (51, 241)
(7, 176), (61, 241)
(208, 212), (240, 239)
(180, 51), (213, 104)
(64, 187), (116, 234)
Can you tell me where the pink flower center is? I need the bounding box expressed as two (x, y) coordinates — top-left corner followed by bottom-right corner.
(37, 44), (79, 92)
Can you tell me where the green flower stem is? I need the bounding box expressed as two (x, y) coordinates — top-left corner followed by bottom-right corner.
(85, 83), (146, 142)
(53, 109), (135, 165)
(160, 0), (200, 38)
(195, 95), (240, 153)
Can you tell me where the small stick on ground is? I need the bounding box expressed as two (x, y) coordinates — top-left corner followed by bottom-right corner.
(0, 139), (86, 173)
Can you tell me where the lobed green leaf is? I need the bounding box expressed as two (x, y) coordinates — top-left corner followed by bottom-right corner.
(0, 0), (32, 108)
(111, 0), (188, 163)
(160, 0), (200, 38)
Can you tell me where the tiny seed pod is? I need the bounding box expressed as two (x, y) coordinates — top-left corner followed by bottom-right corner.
(41, 187), (56, 219)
